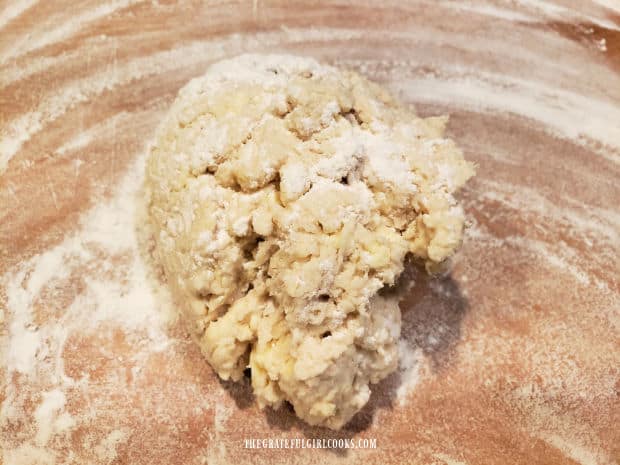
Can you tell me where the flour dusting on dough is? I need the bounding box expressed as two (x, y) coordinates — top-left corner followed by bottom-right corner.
(146, 54), (474, 429)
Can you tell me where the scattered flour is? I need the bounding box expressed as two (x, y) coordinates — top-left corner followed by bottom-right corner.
(0, 0), (618, 462)
(0, 152), (177, 463)
(540, 433), (609, 465)
(0, 0), (38, 30)
(93, 429), (129, 464)
(33, 389), (74, 447)
(396, 340), (424, 404)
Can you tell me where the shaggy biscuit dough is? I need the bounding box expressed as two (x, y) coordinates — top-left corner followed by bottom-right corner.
(146, 54), (474, 429)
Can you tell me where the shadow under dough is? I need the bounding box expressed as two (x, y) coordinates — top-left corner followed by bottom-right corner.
(398, 262), (469, 372)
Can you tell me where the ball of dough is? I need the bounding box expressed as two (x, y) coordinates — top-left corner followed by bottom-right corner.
(146, 54), (474, 429)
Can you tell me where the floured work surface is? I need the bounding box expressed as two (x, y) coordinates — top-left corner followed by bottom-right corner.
(0, 1), (619, 464)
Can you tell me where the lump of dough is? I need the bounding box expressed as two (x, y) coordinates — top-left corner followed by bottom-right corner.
(146, 54), (474, 429)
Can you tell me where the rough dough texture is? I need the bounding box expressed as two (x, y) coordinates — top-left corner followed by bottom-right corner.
(146, 54), (474, 429)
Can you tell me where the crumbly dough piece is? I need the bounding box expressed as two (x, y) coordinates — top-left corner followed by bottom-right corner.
(146, 54), (474, 429)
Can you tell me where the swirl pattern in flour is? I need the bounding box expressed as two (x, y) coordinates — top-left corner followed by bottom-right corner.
(0, 1), (618, 464)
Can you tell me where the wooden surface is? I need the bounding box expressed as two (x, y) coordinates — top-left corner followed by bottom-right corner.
(1, 1), (619, 464)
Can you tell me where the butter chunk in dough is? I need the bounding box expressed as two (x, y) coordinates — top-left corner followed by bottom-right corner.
(146, 54), (474, 429)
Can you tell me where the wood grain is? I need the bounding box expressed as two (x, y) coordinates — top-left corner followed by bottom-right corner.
(1, 1), (619, 464)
